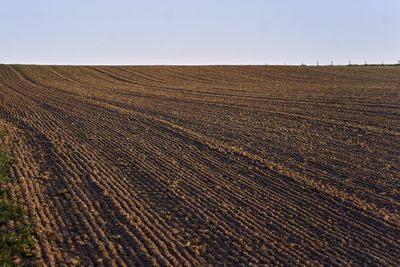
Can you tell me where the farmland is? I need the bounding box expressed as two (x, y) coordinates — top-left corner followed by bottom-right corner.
(0, 64), (399, 265)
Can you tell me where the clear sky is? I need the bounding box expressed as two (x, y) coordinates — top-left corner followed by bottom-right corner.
(1, 0), (399, 65)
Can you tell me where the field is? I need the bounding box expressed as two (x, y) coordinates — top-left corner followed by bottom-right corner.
(0, 64), (399, 266)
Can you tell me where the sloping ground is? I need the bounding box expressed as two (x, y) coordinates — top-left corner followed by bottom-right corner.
(0, 64), (399, 266)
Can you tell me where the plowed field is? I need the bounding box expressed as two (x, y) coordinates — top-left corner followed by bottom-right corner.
(0, 65), (399, 266)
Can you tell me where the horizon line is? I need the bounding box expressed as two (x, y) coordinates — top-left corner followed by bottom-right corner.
(2, 63), (400, 67)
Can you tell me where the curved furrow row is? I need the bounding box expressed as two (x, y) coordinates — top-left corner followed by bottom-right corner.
(0, 64), (399, 265)
(0, 69), (203, 266)
(3, 68), (324, 264)
(69, 97), (400, 264)
(89, 95), (400, 212)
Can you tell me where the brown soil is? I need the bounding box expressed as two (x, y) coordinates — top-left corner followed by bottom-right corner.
(0, 64), (399, 266)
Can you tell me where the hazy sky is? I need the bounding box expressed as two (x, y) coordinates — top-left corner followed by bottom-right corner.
(1, 0), (399, 65)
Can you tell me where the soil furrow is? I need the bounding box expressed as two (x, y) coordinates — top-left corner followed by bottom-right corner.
(0, 64), (399, 266)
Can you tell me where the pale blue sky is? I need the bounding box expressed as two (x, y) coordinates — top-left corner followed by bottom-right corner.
(1, 0), (399, 65)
